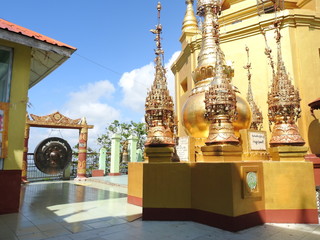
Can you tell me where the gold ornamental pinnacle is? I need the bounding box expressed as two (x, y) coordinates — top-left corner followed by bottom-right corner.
(264, 18), (305, 146)
(244, 46), (263, 130)
(144, 2), (175, 147)
(196, 0), (239, 145)
(181, 0), (251, 139)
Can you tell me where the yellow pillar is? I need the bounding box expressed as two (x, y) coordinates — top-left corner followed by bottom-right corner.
(21, 124), (29, 183)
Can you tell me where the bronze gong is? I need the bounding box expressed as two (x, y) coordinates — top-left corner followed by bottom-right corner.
(34, 137), (72, 175)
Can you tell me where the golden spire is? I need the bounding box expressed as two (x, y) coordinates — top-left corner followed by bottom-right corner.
(264, 17), (305, 146)
(196, 0), (238, 145)
(182, 0), (198, 33)
(192, 0), (233, 91)
(145, 2), (175, 147)
(244, 46), (263, 130)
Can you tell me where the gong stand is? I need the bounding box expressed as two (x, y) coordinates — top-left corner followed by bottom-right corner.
(22, 111), (93, 183)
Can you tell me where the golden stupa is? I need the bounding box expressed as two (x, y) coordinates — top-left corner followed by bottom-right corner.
(181, 0), (251, 139)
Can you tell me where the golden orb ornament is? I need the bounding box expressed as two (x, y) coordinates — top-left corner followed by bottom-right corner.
(182, 90), (251, 138)
(181, 0), (252, 140)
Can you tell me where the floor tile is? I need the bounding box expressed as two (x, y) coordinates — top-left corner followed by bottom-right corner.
(63, 222), (93, 233)
(42, 228), (71, 238)
(14, 226), (40, 236)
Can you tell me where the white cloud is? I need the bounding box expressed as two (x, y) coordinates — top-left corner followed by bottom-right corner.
(61, 80), (121, 150)
(119, 51), (180, 115)
(29, 80), (121, 152)
(119, 63), (153, 113)
(165, 51), (181, 102)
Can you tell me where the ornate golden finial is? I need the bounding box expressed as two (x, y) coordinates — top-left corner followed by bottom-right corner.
(145, 2), (175, 147)
(195, 0), (239, 145)
(192, 0), (234, 90)
(182, 0), (198, 33)
(261, 28), (276, 79)
(264, 13), (305, 146)
(181, 0), (251, 140)
(244, 46), (263, 130)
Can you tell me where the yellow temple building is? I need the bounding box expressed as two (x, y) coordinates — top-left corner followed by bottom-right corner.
(128, 0), (319, 232)
(0, 19), (76, 214)
(172, 0), (320, 157)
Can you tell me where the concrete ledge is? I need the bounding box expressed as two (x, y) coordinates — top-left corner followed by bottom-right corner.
(128, 195), (143, 207)
(109, 173), (121, 176)
(201, 145), (242, 161)
(305, 154), (320, 186)
(92, 169), (104, 177)
(269, 146), (308, 161)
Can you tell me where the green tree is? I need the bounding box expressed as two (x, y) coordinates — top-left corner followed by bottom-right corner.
(97, 120), (147, 153)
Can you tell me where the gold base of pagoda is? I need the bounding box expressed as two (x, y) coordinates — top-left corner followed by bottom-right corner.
(205, 120), (239, 146)
(145, 125), (175, 147)
(194, 138), (206, 162)
(144, 147), (174, 163)
(269, 146), (308, 161)
(200, 144), (242, 162)
(269, 123), (305, 147)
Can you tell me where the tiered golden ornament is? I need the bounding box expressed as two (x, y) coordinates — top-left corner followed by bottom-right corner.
(144, 2), (175, 147)
(263, 20), (305, 147)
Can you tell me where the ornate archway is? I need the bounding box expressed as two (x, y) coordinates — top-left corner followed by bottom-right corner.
(22, 111), (94, 182)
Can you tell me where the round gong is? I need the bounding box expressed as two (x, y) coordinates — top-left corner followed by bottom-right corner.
(34, 137), (72, 175)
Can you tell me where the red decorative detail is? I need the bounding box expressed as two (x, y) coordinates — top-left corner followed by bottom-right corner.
(21, 126), (29, 183)
(264, 209), (319, 224)
(142, 208), (319, 232)
(143, 208), (264, 232)
(128, 195), (143, 207)
(77, 127), (88, 179)
(0, 170), (21, 214)
(305, 154), (320, 186)
(108, 173), (121, 176)
(91, 169), (104, 177)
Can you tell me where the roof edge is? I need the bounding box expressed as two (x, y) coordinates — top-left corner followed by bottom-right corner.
(0, 18), (76, 50)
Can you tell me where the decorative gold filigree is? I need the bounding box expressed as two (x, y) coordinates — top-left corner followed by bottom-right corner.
(29, 111), (81, 125)
(244, 46), (263, 130)
(197, 0), (239, 145)
(27, 111), (93, 129)
(262, 12), (305, 146)
(145, 2), (175, 147)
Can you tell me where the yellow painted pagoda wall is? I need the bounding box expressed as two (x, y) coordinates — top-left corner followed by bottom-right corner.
(172, 0), (320, 154)
(0, 39), (31, 170)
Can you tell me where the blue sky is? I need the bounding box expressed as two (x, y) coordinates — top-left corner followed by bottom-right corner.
(2, 0), (189, 150)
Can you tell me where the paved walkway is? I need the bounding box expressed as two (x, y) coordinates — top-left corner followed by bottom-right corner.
(0, 177), (319, 240)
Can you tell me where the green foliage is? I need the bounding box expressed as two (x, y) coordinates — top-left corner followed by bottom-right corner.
(97, 120), (147, 152)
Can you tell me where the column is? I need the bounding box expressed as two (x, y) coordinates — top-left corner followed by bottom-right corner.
(128, 135), (138, 162)
(99, 147), (107, 174)
(76, 124), (88, 180)
(136, 149), (143, 162)
(62, 163), (71, 180)
(21, 124), (30, 183)
(109, 133), (121, 176)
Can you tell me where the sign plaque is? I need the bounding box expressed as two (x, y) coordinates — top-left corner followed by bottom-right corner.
(176, 136), (189, 162)
(248, 131), (267, 151)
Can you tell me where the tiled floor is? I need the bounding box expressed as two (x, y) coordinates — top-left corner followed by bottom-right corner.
(0, 177), (319, 240)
